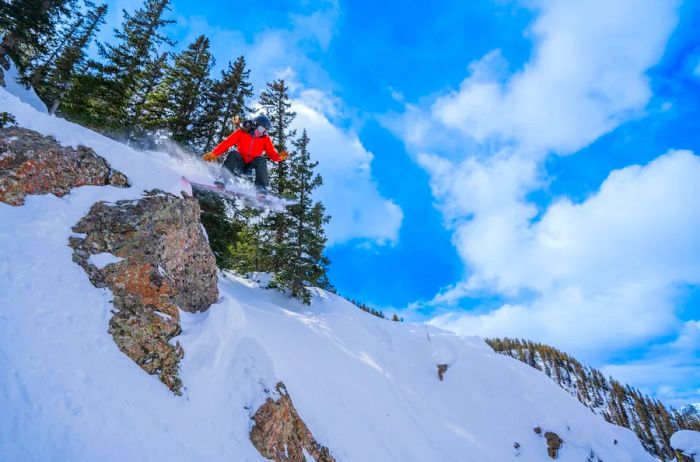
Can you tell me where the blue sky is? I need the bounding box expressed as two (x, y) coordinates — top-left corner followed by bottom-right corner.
(102, 0), (700, 406)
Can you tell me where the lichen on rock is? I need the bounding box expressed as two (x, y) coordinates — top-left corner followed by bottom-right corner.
(69, 190), (218, 394)
(0, 126), (129, 206)
(250, 382), (336, 462)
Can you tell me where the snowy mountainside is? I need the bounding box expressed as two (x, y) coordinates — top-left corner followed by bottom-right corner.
(671, 430), (700, 461)
(487, 338), (700, 460)
(0, 86), (657, 461)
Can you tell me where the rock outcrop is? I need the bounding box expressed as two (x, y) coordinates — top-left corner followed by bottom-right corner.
(544, 431), (563, 458)
(69, 190), (219, 394)
(0, 126), (129, 206)
(250, 382), (336, 462)
(437, 363), (448, 381)
(534, 427), (564, 459)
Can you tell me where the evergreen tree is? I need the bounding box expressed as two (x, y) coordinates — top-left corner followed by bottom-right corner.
(198, 56), (253, 151)
(61, 0), (173, 132)
(25, 4), (86, 89)
(33, 3), (108, 114)
(259, 79), (296, 195)
(258, 79), (296, 272)
(141, 35), (214, 147)
(193, 190), (244, 269)
(127, 51), (168, 144)
(0, 0), (77, 83)
(272, 130), (331, 302)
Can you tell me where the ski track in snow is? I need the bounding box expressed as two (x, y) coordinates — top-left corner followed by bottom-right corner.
(0, 87), (659, 461)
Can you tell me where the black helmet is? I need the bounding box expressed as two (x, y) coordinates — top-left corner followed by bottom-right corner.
(253, 114), (271, 131)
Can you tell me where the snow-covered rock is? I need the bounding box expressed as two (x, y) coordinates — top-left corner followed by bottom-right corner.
(0, 126), (129, 205)
(250, 381), (335, 462)
(0, 85), (660, 461)
(672, 430), (700, 461)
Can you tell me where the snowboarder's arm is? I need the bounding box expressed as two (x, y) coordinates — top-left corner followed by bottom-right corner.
(210, 129), (242, 157)
(264, 136), (286, 162)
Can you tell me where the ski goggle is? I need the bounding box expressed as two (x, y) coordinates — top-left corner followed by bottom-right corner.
(256, 125), (267, 134)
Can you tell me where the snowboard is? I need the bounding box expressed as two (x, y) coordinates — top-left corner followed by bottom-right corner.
(182, 176), (295, 213)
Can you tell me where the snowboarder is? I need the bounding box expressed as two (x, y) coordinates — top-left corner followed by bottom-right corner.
(202, 114), (287, 192)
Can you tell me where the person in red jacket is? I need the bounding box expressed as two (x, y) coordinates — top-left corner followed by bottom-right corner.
(202, 114), (287, 192)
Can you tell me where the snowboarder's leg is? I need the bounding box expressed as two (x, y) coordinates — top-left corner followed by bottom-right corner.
(222, 150), (245, 176)
(250, 156), (269, 191)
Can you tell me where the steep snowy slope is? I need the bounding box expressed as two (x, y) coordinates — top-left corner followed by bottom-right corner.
(672, 430), (700, 460)
(0, 87), (657, 461)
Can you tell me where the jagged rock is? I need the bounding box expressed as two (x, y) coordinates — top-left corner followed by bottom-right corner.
(0, 126), (129, 206)
(250, 382), (336, 462)
(69, 190), (219, 394)
(437, 363), (448, 381)
(544, 431), (563, 459)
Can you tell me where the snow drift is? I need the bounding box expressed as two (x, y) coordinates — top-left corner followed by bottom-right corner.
(0, 86), (659, 461)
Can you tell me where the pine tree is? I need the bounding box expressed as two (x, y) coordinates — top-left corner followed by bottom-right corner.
(62, 0), (173, 132)
(127, 51), (168, 144)
(25, 4), (85, 90)
(258, 79), (296, 273)
(272, 130), (331, 302)
(193, 190), (244, 269)
(259, 79), (296, 195)
(33, 3), (108, 114)
(0, 0), (77, 84)
(141, 35), (214, 147)
(198, 56), (254, 151)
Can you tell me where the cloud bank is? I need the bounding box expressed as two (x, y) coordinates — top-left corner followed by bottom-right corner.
(391, 0), (694, 402)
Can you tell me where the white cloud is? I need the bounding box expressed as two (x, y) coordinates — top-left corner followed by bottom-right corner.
(429, 151), (700, 359)
(293, 96), (403, 245)
(387, 0), (687, 364)
(429, 0), (678, 155)
(601, 320), (700, 407)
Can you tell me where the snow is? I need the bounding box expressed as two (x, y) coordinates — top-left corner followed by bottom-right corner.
(2, 60), (48, 113)
(88, 252), (124, 269)
(672, 430), (700, 459)
(0, 86), (660, 461)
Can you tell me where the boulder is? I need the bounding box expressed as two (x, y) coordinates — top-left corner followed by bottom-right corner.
(0, 126), (129, 206)
(69, 190), (219, 394)
(250, 382), (336, 462)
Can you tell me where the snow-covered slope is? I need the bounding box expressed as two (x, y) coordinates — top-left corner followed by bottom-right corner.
(2, 61), (48, 113)
(672, 430), (700, 460)
(0, 87), (657, 461)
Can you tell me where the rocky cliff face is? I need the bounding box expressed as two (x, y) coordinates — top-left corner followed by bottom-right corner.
(69, 191), (219, 394)
(250, 382), (336, 462)
(0, 126), (129, 205)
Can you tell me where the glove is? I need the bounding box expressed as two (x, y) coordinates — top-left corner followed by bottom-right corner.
(202, 151), (217, 162)
(278, 151), (288, 161)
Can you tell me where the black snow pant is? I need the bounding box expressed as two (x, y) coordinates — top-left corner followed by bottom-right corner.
(223, 150), (269, 189)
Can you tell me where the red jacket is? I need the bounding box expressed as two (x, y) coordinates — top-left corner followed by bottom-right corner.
(210, 129), (282, 163)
